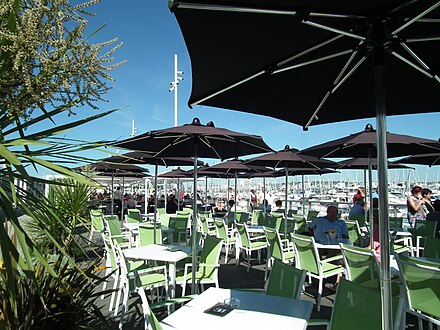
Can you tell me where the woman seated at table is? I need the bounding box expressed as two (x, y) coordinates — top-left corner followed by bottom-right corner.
(213, 199), (227, 217)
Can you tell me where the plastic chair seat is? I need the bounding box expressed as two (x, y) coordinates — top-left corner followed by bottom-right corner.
(322, 262), (344, 275)
(250, 240), (267, 249)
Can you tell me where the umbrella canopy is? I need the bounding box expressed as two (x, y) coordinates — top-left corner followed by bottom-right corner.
(112, 118), (272, 293)
(78, 162), (149, 175)
(301, 124), (440, 158)
(244, 145), (339, 229)
(171, 3), (440, 327)
(100, 151), (203, 167)
(170, 0), (440, 129)
(338, 157), (412, 170)
(114, 117), (272, 159)
(158, 168), (191, 178)
(393, 153), (440, 167)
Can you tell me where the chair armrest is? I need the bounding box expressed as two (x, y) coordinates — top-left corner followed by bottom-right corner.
(249, 235), (266, 241)
(307, 319), (330, 329)
(321, 254), (343, 263)
(130, 265), (167, 279)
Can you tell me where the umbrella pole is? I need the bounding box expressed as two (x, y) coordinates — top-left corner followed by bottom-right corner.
(284, 167), (288, 236)
(263, 177), (266, 217)
(121, 175), (125, 222)
(302, 175), (305, 217)
(234, 172), (238, 212)
(154, 163), (158, 244)
(375, 52), (392, 330)
(144, 177), (148, 214)
(177, 177), (180, 211)
(205, 176), (208, 213)
(368, 151), (374, 250)
(191, 144), (198, 294)
(111, 172), (114, 217)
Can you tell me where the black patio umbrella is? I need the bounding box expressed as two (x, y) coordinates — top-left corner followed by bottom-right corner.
(100, 152), (202, 230)
(244, 145), (339, 232)
(204, 159), (270, 210)
(338, 157), (413, 170)
(113, 118), (272, 293)
(77, 162), (149, 216)
(393, 153), (440, 167)
(171, 2), (440, 323)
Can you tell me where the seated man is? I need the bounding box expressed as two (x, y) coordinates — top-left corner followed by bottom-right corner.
(272, 199), (284, 212)
(307, 205), (349, 244)
(348, 198), (365, 218)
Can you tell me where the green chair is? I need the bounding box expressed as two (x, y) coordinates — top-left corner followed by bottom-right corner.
(263, 214), (283, 230)
(293, 215), (308, 233)
(125, 213), (141, 224)
(345, 220), (363, 246)
(89, 209), (105, 243)
(133, 282), (164, 330)
(348, 213), (366, 228)
(308, 278), (382, 330)
(251, 209), (264, 225)
(176, 235), (223, 295)
(235, 223), (268, 272)
(105, 215), (131, 248)
(411, 220), (437, 257)
(291, 233), (344, 311)
(389, 216), (404, 229)
(396, 255), (440, 328)
(307, 210), (319, 221)
(127, 208), (141, 221)
(265, 258), (306, 300)
(169, 212), (190, 243)
(340, 243), (379, 286)
(198, 213), (216, 237)
(101, 233), (120, 312)
(235, 211), (249, 224)
(116, 244), (168, 329)
(215, 219), (237, 264)
(287, 209), (298, 217)
(263, 227), (294, 280)
(423, 237), (440, 259)
(139, 223), (162, 246)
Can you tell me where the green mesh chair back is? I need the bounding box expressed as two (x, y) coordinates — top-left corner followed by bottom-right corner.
(198, 210), (212, 222)
(106, 215), (124, 243)
(156, 207), (165, 216)
(266, 258), (306, 300)
(293, 216), (307, 233)
(264, 227), (280, 260)
(287, 209), (298, 217)
(126, 213), (141, 224)
(340, 243), (379, 285)
(264, 214), (283, 230)
(225, 211), (236, 223)
(389, 216), (404, 229)
(413, 220), (437, 238)
(236, 223), (251, 248)
(102, 234), (118, 271)
(329, 278), (382, 330)
(423, 237), (440, 259)
(236, 211), (249, 224)
(199, 235), (223, 277)
(251, 209), (264, 225)
(214, 219), (228, 241)
(139, 223), (162, 246)
(159, 213), (170, 227)
(396, 255), (440, 322)
(345, 220), (362, 246)
(348, 214), (366, 227)
(291, 234), (319, 275)
(307, 210), (319, 221)
(169, 213), (189, 243)
(127, 208), (141, 221)
(90, 209), (105, 231)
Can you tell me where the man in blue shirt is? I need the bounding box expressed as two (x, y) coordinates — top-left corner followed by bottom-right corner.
(348, 198), (365, 219)
(307, 205), (349, 244)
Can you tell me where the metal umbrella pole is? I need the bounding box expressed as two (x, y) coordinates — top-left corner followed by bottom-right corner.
(368, 149), (374, 250)
(375, 51), (392, 330)
(301, 174), (305, 217)
(191, 143), (198, 294)
(111, 172), (115, 217)
(153, 162), (159, 243)
(284, 166), (289, 236)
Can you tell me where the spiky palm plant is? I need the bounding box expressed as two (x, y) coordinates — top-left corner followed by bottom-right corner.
(0, 0), (125, 328)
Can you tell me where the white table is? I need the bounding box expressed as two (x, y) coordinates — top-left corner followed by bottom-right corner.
(123, 244), (191, 299)
(160, 287), (313, 330)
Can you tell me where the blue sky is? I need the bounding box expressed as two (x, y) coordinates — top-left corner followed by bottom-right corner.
(41, 1), (440, 183)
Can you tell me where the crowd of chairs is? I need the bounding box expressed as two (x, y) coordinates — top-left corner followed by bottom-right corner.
(87, 205), (440, 329)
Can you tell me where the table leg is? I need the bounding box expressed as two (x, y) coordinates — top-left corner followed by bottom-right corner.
(168, 262), (177, 313)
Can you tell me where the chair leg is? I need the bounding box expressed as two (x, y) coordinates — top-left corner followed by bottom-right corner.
(88, 230), (94, 244)
(247, 250), (251, 272)
(109, 270), (119, 312)
(101, 268), (110, 299)
(224, 244), (229, 264)
(118, 285), (129, 329)
(317, 278), (323, 312)
(114, 279), (123, 316)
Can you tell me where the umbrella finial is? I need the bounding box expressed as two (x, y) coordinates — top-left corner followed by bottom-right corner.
(206, 121), (215, 127)
(284, 145), (290, 151)
(192, 117), (202, 125)
(365, 123), (374, 131)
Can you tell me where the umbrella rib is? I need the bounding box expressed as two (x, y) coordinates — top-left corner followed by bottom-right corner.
(301, 20), (365, 41)
(407, 35), (440, 42)
(190, 71), (265, 106)
(399, 42), (430, 70)
(304, 53), (367, 129)
(277, 35), (343, 67)
(390, 51), (434, 78)
(392, 1), (440, 35)
(274, 49), (353, 74)
(199, 137), (222, 159)
(154, 135), (192, 156)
